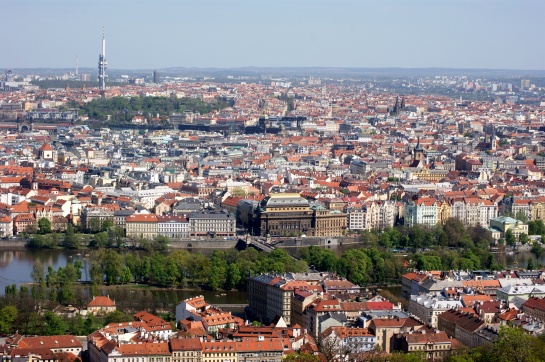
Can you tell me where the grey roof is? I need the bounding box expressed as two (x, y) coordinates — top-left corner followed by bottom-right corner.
(261, 195), (309, 209)
(318, 312), (347, 324)
(114, 210), (135, 216)
(189, 212), (234, 220)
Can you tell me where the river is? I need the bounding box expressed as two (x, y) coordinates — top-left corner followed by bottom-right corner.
(1, 246), (543, 298)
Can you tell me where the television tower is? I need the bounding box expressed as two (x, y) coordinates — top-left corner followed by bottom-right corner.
(98, 28), (107, 95)
(76, 54), (78, 76)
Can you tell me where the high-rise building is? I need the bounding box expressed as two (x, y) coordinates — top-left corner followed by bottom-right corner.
(97, 28), (107, 94)
(521, 79), (531, 90)
(153, 69), (160, 83)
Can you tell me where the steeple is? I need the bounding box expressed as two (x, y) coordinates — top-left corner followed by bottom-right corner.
(31, 171), (38, 190)
(393, 96), (400, 115)
(413, 137), (424, 161)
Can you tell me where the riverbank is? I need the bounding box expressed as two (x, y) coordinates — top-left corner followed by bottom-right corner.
(0, 237), (242, 250)
(0, 240), (27, 248)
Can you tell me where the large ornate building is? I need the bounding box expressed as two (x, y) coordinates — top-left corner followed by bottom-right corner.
(254, 193), (347, 237)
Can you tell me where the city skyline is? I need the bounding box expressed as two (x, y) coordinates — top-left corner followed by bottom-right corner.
(3, 0), (545, 71)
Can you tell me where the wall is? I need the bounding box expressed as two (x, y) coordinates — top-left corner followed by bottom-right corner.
(274, 236), (361, 248)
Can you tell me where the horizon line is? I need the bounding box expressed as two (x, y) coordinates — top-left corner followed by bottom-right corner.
(3, 66), (545, 73)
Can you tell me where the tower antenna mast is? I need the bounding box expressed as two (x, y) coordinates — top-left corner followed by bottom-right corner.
(98, 27), (108, 96)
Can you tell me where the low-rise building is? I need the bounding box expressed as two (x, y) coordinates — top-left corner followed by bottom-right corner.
(170, 337), (202, 362)
(87, 295), (116, 315)
(408, 295), (463, 328)
(126, 214), (159, 239)
(321, 326), (376, 356)
(396, 328), (457, 361)
(158, 215), (189, 238)
(189, 213), (236, 237)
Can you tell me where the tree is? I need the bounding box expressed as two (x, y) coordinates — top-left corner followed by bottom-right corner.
(531, 243), (544, 258)
(63, 224), (78, 249)
(104, 310), (134, 324)
(102, 220), (114, 232)
(120, 266), (133, 284)
(337, 249), (373, 285)
(103, 249), (123, 284)
(27, 234), (45, 248)
(514, 211), (529, 223)
(505, 230), (516, 248)
(486, 325), (543, 362)
(38, 218), (52, 234)
(318, 332), (354, 362)
(226, 264), (241, 289)
(519, 233), (529, 246)
(25, 223), (38, 235)
(30, 261), (45, 284)
(153, 235), (169, 251)
(412, 254), (443, 271)
(44, 311), (67, 335)
(91, 232), (108, 248)
(0, 306), (17, 334)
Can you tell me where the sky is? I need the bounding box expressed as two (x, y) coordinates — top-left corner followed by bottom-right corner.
(3, 0), (545, 70)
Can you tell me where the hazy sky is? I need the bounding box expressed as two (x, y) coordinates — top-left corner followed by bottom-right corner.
(3, 0), (545, 70)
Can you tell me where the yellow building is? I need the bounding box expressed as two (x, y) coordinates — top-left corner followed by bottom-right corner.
(411, 167), (449, 182)
(126, 214), (158, 239)
(312, 206), (348, 237)
(437, 201), (452, 225)
(489, 216), (528, 240)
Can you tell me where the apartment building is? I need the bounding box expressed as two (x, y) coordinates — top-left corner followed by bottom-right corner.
(189, 213), (236, 237)
(408, 295), (463, 328)
(321, 326), (376, 355)
(397, 329), (455, 361)
(450, 198), (498, 227)
(247, 274), (310, 325)
(81, 207), (114, 232)
(126, 214), (159, 239)
(347, 209), (365, 230)
(362, 200), (396, 230)
(169, 338), (202, 362)
(312, 206), (347, 237)
(158, 215), (189, 238)
(404, 198), (437, 227)
(291, 289), (318, 329)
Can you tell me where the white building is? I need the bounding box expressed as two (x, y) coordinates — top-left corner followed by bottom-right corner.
(408, 294), (463, 328)
(321, 326), (376, 356)
(404, 198), (438, 227)
(158, 215), (189, 238)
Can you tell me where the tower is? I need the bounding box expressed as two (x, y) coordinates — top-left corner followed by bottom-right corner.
(31, 172), (38, 190)
(76, 54), (78, 76)
(413, 137), (424, 162)
(393, 96), (400, 115)
(153, 69), (159, 83)
(98, 28), (108, 95)
(490, 128), (500, 151)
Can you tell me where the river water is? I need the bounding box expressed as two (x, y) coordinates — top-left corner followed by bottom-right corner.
(1, 247), (543, 298)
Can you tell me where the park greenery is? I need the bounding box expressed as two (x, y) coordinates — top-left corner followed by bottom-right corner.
(37, 248), (308, 297)
(3, 216), (545, 358)
(23, 216), (545, 292)
(300, 218), (520, 286)
(74, 96), (231, 122)
(0, 282), (135, 336)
